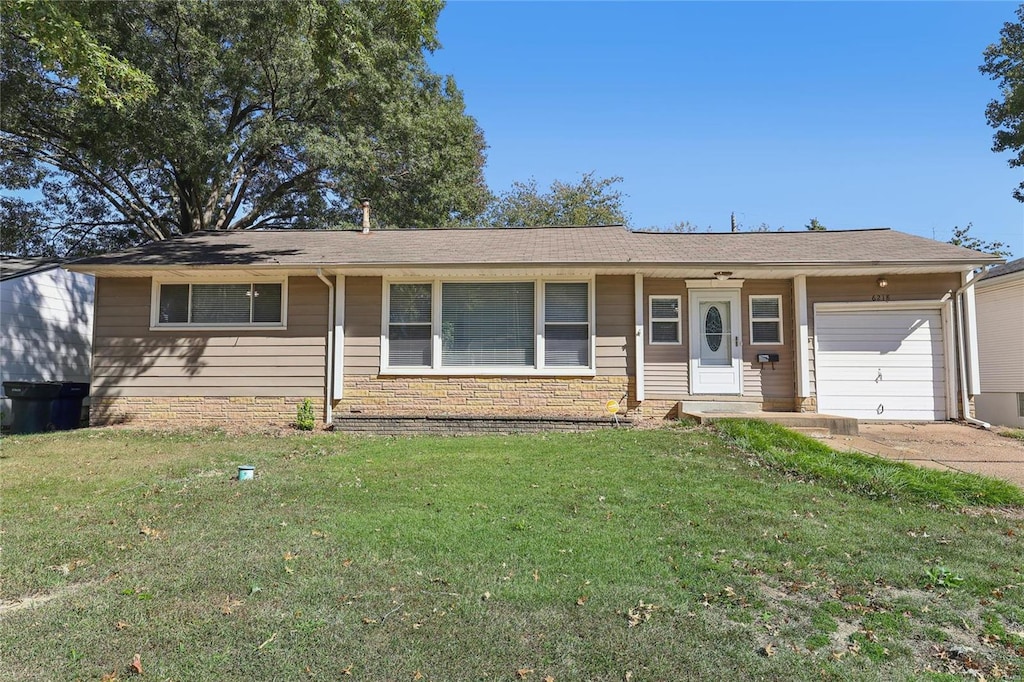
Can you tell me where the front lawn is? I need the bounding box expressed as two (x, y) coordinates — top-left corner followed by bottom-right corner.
(1, 425), (1022, 681)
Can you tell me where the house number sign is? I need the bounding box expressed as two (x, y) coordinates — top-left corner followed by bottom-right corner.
(871, 293), (891, 302)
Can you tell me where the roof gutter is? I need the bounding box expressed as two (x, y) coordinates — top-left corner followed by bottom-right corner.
(316, 269), (334, 427)
(953, 273), (988, 429)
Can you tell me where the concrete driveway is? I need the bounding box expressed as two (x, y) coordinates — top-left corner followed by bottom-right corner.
(826, 422), (1024, 489)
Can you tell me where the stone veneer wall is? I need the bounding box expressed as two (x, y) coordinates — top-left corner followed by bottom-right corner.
(90, 396), (321, 428)
(336, 375), (634, 419)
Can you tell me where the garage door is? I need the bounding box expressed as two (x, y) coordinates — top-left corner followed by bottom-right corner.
(815, 308), (947, 420)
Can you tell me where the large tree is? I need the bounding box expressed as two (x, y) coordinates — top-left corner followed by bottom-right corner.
(980, 4), (1024, 202)
(480, 172), (628, 227)
(0, 0), (489, 256)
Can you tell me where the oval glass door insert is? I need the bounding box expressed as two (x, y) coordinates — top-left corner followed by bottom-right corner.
(705, 305), (723, 352)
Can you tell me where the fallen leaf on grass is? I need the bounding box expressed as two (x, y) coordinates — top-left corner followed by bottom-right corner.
(533, 569), (539, 583)
(516, 668), (534, 679)
(284, 552), (297, 561)
(115, 620), (130, 631)
(131, 653), (143, 675)
(543, 677), (555, 682)
(220, 596), (244, 615)
(139, 525), (162, 539)
(413, 672), (424, 681)
(341, 665), (352, 675)
(626, 600), (658, 627)
(761, 643), (776, 657)
(101, 670), (119, 681)
(342, 558), (353, 568)
(576, 595), (588, 606)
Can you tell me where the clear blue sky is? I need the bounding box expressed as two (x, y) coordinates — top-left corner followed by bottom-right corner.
(428, 1), (1024, 257)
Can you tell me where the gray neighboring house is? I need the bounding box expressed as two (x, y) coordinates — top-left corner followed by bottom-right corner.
(0, 256), (95, 425)
(975, 256), (1024, 428)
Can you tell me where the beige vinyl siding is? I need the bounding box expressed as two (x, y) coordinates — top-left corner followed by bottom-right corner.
(642, 278), (688, 398)
(741, 280), (795, 400)
(595, 275), (634, 376)
(92, 276), (327, 397)
(805, 273), (959, 398)
(976, 278), (1024, 392)
(344, 276), (383, 376)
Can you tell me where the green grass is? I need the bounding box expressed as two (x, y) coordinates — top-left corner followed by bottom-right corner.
(1, 425), (1023, 681)
(1000, 428), (1024, 442)
(715, 419), (1024, 507)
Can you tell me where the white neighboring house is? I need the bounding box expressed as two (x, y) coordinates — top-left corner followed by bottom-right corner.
(0, 257), (95, 425)
(975, 256), (1024, 428)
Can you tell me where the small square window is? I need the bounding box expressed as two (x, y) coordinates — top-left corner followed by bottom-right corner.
(1017, 392), (1024, 418)
(749, 295), (782, 344)
(649, 295), (681, 344)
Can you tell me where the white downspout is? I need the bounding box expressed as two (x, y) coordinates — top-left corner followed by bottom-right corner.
(953, 273), (988, 429)
(634, 274), (645, 402)
(316, 269), (335, 427)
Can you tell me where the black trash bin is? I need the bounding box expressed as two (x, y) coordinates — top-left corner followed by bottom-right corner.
(52, 382), (90, 430)
(2, 381), (62, 434)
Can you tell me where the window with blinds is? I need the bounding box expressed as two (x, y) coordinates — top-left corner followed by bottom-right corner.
(383, 279), (593, 371)
(442, 282), (535, 367)
(388, 283), (432, 367)
(649, 295), (681, 344)
(155, 282), (284, 327)
(749, 295), (782, 344)
(544, 282), (589, 367)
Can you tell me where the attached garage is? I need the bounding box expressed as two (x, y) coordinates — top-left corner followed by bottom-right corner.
(814, 304), (952, 421)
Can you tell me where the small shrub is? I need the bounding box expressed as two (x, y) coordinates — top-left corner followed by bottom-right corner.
(295, 399), (316, 431)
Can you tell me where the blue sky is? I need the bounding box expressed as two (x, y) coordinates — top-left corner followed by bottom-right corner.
(428, 1), (1024, 256)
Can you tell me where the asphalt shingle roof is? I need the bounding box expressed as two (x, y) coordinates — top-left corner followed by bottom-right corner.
(0, 255), (61, 281)
(979, 256), (1024, 281)
(68, 225), (1000, 269)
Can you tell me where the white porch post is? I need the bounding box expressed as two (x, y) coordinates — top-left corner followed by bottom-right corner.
(634, 273), (645, 401)
(794, 275), (811, 400)
(334, 275), (345, 400)
(961, 270), (981, 396)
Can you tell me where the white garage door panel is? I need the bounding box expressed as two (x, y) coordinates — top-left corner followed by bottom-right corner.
(816, 308), (946, 421)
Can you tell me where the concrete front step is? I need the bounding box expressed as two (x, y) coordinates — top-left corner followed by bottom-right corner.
(681, 410), (859, 436)
(679, 399), (762, 414)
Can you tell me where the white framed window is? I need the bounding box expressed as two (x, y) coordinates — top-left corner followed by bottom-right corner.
(151, 279), (287, 330)
(382, 277), (593, 374)
(544, 282), (590, 367)
(749, 294), (783, 344)
(649, 295), (681, 344)
(388, 283), (432, 367)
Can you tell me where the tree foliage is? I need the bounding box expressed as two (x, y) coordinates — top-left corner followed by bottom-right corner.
(480, 172), (628, 227)
(948, 223), (1012, 258)
(1, 0), (490, 256)
(3, 0), (156, 108)
(980, 4), (1024, 202)
(805, 217), (827, 231)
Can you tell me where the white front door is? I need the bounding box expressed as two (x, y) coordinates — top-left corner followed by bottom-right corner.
(689, 290), (743, 394)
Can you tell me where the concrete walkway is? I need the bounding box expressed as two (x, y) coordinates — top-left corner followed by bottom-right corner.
(822, 422), (1024, 489)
